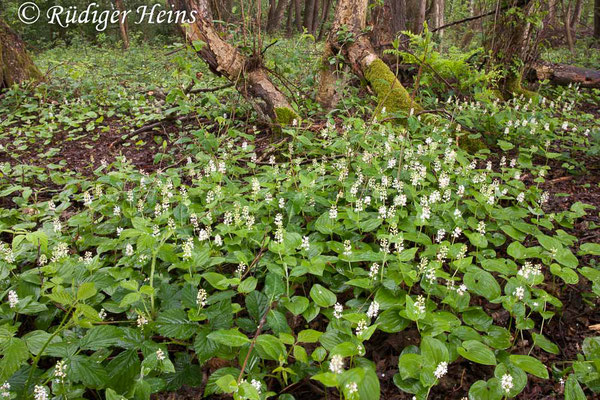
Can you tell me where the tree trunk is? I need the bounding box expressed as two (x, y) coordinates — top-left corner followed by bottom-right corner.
(460, 0), (478, 48)
(563, 0), (576, 56)
(595, 0), (600, 38)
(294, 0), (303, 31)
(303, 0), (316, 32)
(527, 60), (600, 88)
(570, 0), (583, 34)
(210, 0), (233, 22)
(286, 0), (294, 34)
(547, 0), (558, 28)
(115, 0), (129, 49)
(406, 0), (426, 33)
(317, 0), (333, 40)
(267, 0), (291, 33)
(0, 19), (42, 90)
(486, 0), (541, 98)
(167, 0), (297, 124)
(430, 0), (445, 40)
(318, 0), (422, 114)
(311, 0), (321, 35)
(371, 0), (407, 49)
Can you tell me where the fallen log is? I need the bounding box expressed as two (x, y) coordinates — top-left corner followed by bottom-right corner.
(527, 61), (600, 89)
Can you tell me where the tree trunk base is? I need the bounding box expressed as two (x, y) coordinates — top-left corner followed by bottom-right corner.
(0, 20), (42, 89)
(502, 74), (538, 100)
(527, 61), (600, 89)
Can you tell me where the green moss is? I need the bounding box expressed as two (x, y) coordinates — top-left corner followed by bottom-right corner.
(364, 59), (423, 116)
(274, 107), (299, 126)
(459, 136), (487, 153)
(503, 73), (537, 100)
(0, 22), (42, 87)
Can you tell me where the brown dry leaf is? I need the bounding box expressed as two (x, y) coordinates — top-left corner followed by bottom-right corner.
(590, 323), (600, 332)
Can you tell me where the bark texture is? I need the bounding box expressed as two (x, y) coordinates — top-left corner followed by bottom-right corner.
(303, 0), (316, 33)
(430, 0), (445, 39)
(528, 61), (600, 88)
(486, 0), (541, 98)
(406, 0), (426, 33)
(318, 0), (422, 114)
(167, 0), (297, 124)
(267, 0), (291, 33)
(115, 0), (129, 49)
(0, 19), (42, 89)
(371, 0), (407, 49)
(594, 0), (600, 38)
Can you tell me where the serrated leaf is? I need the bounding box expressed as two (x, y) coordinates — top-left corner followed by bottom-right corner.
(156, 309), (198, 340)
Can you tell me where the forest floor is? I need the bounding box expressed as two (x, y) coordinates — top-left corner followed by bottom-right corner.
(1, 40), (599, 400)
(4, 96), (599, 400)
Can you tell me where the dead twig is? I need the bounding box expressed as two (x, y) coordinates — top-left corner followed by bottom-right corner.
(189, 82), (234, 94)
(109, 114), (204, 148)
(237, 303), (273, 383)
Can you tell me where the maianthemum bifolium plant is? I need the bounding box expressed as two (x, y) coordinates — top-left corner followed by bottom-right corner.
(0, 45), (600, 400)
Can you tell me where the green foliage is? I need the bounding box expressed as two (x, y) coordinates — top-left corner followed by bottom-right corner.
(0, 38), (599, 400)
(385, 28), (500, 101)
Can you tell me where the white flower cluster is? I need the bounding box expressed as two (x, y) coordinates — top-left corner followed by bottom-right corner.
(501, 373), (513, 393)
(518, 262), (542, 279)
(333, 302), (343, 319)
(33, 385), (47, 400)
(366, 301), (379, 319)
(0, 242), (15, 264)
(7, 290), (18, 308)
(329, 354), (344, 374)
(434, 361), (448, 379)
(54, 360), (67, 381)
(0, 382), (10, 398)
(197, 289), (207, 308)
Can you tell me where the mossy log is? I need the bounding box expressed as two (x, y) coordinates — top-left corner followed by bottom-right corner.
(167, 0), (297, 125)
(0, 19), (42, 89)
(318, 0), (422, 116)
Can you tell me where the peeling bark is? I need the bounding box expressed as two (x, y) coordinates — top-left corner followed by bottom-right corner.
(0, 19), (42, 90)
(318, 0), (422, 115)
(167, 0), (297, 124)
